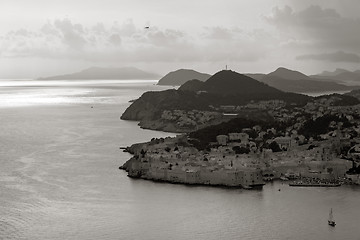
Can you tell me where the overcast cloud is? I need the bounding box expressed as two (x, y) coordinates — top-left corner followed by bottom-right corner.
(0, 19), (270, 64)
(296, 51), (360, 63)
(0, 1), (360, 78)
(267, 5), (360, 62)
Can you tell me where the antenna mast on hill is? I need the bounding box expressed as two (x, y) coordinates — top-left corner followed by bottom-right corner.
(226, 65), (227, 70)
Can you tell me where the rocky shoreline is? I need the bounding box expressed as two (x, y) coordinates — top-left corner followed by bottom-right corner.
(120, 166), (261, 190)
(120, 136), (265, 189)
(137, 119), (192, 133)
(120, 157), (264, 189)
(119, 69), (360, 189)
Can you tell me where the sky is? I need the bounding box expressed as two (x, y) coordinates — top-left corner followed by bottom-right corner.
(1, 0), (360, 78)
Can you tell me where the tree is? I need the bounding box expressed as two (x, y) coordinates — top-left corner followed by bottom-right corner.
(269, 141), (281, 152)
(232, 146), (250, 154)
(140, 149), (147, 157)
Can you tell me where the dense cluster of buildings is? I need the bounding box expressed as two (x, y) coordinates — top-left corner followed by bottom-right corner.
(122, 94), (360, 187)
(123, 136), (264, 188)
(161, 110), (221, 129)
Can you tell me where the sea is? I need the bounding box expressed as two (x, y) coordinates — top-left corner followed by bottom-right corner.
(0, 79), (359, 240)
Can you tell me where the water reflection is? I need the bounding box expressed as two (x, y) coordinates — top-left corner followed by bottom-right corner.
(0, 79), (160, 107)
(0, 80), (359, 240)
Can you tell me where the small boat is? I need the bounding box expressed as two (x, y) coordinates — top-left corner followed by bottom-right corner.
(328, 208), (336, 227)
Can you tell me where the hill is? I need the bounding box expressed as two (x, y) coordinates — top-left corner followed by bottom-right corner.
(178, 79), (204, 92)
(201, 70), (282, 96)
(160, 67), (359, 93)
(245, 73), (265, 81)
(261, 75), (354, 93)
(121, 70), (311, 132)
(344, 89), (360, 100)
(318, 68), (349, 77)
(268, 67), (310, 80)
(311, 69), (360, 85)
(258, 67), (356, 93)
(157, 69), (211, 86)
(197, 70), (309, 105)
(38, 67), (160, 80)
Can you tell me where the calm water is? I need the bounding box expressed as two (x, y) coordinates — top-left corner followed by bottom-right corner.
(0, 80), (359, 240)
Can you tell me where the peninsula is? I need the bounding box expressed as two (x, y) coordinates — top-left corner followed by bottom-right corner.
(120, 69), (360, 188)
(121, 94), (360, 188)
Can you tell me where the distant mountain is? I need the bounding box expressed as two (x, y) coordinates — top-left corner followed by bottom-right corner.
(38, 67), (160, 80)
(332, 71), (360, 82)
(268, 67), (310, 80)
(311, 69), (360, 85)
(257, 67), (356, 93)
(157, 69), (211, 86)
(318, 68), (350, 77)
(261, 75), (354, 93)
(173, 67), (354, 93)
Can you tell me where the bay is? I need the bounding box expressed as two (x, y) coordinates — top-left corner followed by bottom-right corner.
(0, 80), (359, 240)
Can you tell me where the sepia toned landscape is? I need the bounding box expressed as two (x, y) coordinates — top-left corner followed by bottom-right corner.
(1, 1), (360, 239)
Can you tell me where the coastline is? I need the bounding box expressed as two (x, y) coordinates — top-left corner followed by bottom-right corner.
(289, 183), (341, 187)
(123, 171), (264, 190)
(120, 155), (265, 189)
(120, 134), (266, 190)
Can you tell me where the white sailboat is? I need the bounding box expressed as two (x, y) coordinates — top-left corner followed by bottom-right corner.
(328, 208), (336, 226)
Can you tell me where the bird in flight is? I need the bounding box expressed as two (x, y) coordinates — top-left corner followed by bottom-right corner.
(144, 26), (150, 29)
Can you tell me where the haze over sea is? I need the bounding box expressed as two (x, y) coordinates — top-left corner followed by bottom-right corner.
(0, 80), (359, 240)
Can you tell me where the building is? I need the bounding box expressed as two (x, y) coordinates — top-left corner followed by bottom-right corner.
(274, 136), (294, 151)
(216, 135), (229, 146)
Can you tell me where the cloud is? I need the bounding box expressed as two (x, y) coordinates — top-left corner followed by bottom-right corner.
(108, 34), (121, 46)
(0, 18), (274, 64)
(53, 19), (87, 50)
(197, 26), (273, 62)
(266, 5), (360, 51)
(296, 51), (360, 63)
(139, 27), (186, 47)
(202, 26), (242, 40)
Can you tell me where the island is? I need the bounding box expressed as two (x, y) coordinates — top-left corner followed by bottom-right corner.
(38, 66), (160, 80)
